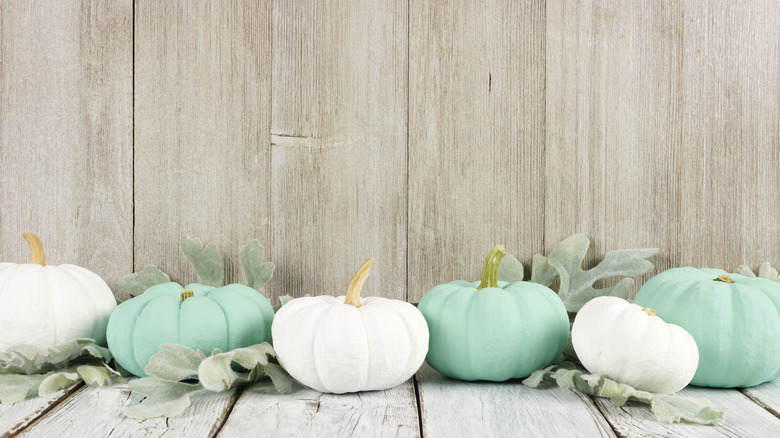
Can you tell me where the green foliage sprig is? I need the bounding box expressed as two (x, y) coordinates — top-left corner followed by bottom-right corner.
(0, 339), (122, 404)
(523, 362), (724, 425)
(497, 234), (658, 312)
(123, 343), (292, 419)
(118, 236), (275, 301)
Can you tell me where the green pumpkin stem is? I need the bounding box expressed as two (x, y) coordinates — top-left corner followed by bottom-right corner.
(22, 233), (46, 266)
(477, 244), (506, 290)
(180, 289), (194, 302)
(344, 258), (375, 308)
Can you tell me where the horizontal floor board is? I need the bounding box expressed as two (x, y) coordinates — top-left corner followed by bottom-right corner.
(217, 379), (419, 437)
(594, 386), (780, 437)
(415, 364), (615, 438)
(15, 384), (238, 438)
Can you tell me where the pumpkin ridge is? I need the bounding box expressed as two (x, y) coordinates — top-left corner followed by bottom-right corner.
(63, 267), (101, 342)
(380, 302), (420, 386)
(130, 296), (160, 375)
(41, 266), (57, 347)
(208, 294), (232, 350)
(421, 287), (459, 379)
(358, 307), (372, 389)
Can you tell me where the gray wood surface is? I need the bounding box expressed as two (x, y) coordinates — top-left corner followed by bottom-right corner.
(676, 0), (780, 272)
(743, 379), (780, 417)
(15, 384), (238, 438)
(0, 385), (80, 437)
(0, 0), (132, 293)
(269, 0), (408, 301)
(407, 0), (547, 302)
(415, 364), (616, 437)
(594, 386), (780, 438)
(218, 379), (420, 437)
(544, 0), (683, 294)
(133, 0), (273, 289)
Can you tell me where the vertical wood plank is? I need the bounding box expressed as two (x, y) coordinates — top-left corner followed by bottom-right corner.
(676, 1), (780, 271)
(134, 0), (273, 288)
(270, 0), (408, 300)
(544, 0), (682, 290)
(407, 0), (546, 302)
(0, 0), (133, 293)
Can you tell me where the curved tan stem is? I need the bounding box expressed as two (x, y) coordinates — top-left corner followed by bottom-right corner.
(22, 233), (46, 266)
(344, 258), (375, 308)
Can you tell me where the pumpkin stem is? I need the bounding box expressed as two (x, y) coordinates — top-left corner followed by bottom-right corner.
(22, 233), (46, 266)
(714, 275), (734, 284)
(642, 307), (656, 316)
(477, 244), (506, 290)
(180, 289), (194, 302)
(344, 258), (375, 308)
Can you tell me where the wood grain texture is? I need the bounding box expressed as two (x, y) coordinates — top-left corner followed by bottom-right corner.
(743, 379), (780, 418)
(0, 0), (132, 293)
(269, 0), (408, 301)
(545, 0), (683, 295)
(593, 386), (780, 437)
(133, 0), (273, 289)
(0, 385), (81, 437)
(676, 0), (780, 271)
(416, 364), (616, 438)
(218, 379), (419, 437)
(16, 384), (238, 438)
(407, 0), (546, 302)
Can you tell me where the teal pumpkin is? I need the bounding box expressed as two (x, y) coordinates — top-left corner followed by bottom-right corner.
(106, 282), (274, 377)
(634, 267), (780, 388)
(418, 245), (569, 381)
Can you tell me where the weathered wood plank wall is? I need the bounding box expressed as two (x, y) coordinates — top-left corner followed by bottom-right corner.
(1, 1), (778, 302)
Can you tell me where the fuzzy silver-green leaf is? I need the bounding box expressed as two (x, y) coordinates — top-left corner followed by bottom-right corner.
(125, 378), (205, 420)
(180, 236), (224, 287)
(240, 240), (275, 290)
(0, 339), (119, 404)
(497, 254), (524, 282)
(523, 362), (723, 425)
(735, 262), (780, 282)
(543, 234), (658, 312)
(531, 254), (559, 287)
(144, 344), (206, 381)
(123, 343), (292, 419)
(118, 265), (171, 299)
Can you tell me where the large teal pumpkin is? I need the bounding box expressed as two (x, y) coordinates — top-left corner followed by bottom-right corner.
(418, 245), (569, 381)
(634, 267), (780, 388)
(106, 282), (274, 377)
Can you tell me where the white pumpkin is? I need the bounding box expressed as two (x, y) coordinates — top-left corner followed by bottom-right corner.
(0, 233), (117, 351)
(572, 296), (698, 394)
(272, 258), (429, 394)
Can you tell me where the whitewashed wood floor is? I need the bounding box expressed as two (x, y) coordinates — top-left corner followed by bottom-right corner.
(2, 364), (779, 437)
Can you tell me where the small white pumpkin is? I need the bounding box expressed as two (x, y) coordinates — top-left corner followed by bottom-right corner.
(272, 258), (429, 394)
(572, 296), (698, 394)
(0, 233), (117, 351)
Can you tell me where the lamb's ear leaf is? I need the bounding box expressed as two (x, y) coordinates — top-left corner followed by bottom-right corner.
(180, 236), (224, 287)
(523, 363), (724, 425)
(531, 254), (559, 287)
(497, 254), (524, 282)
(758, 262), (780, 282)
(118, 265), (171, 300)
(544, 234), (658, 312)
(124, 378), (205, 419)
(240, 240), (275, 290)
